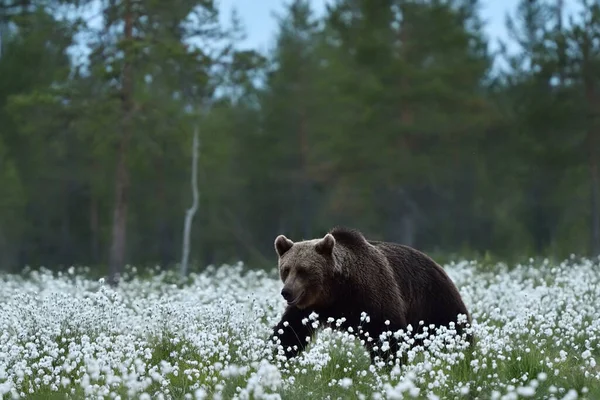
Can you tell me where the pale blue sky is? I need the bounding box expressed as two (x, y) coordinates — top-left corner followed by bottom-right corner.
(69, 0), (582, 71)
(217, 0), (581, 55)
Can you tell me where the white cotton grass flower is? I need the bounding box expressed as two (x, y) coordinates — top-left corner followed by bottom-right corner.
(0, 259), (599, 398)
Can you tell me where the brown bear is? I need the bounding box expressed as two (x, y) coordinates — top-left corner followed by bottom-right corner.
(270, 226), (473, 364)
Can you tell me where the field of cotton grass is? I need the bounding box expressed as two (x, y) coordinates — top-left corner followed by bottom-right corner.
(1, 257), (600, 399)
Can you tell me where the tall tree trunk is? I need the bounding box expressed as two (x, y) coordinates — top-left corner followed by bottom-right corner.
(582, 29), (600, 257)
(19, 0), (30, 15)
(60, 181), (72, 263)
(556, 0), (566, 85)
(589, 130), (600, 256)
(157, 151), (170, 268)
(529, 175), (550, 253)
(0, 8), (7, 58)
(108, 139), (130, 284)
(399, 213), (415, 247)
(108, 0), (133, 286)
(90, 191), (99, 264)
(393, 7), (417, 247)
(89, 159), (100, 264)
(385, 187), (417, 246)
(298, 108), (312, 239)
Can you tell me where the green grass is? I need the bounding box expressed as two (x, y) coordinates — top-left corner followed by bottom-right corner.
(8, 328), (600, 400)
(2, 259), (599, 399)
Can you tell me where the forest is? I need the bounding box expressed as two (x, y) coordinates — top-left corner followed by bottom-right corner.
(0, 0), (599, 280)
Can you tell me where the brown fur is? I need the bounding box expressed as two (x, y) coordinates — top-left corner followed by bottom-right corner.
(271, 226), (472, 364)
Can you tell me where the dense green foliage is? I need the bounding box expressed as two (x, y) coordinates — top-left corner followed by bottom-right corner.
(1, 0), (599, 274)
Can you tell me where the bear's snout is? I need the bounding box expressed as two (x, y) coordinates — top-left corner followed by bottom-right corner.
(281, 287), (293, 302)
(280, 283), (305, 306)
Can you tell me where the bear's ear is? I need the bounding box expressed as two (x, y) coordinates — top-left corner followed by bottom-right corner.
(274, 235), (294, 257)
(315, 233), (335, 255)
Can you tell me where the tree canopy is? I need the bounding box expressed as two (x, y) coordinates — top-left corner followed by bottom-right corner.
(1, 0), (598, 276)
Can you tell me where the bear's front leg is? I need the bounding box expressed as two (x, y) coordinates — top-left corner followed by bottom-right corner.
(271, 306), (316, 359)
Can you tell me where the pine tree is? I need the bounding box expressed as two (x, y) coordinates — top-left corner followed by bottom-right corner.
(259, 0), (324, 240)
(320, 0), (493, 249)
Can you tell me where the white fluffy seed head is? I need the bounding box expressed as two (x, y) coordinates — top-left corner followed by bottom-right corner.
(0, 260), (598, 398)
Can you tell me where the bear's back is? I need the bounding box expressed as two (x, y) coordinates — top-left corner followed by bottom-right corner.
(367, 239), (471, 332)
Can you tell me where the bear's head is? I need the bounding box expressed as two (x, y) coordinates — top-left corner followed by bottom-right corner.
(273, 233), (337, 309)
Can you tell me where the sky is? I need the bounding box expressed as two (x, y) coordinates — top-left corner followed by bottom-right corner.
(217, 0), (581, 56)
(63, 0), (582, 75)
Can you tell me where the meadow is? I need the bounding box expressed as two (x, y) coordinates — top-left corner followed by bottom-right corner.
(0, 257), (599, 399)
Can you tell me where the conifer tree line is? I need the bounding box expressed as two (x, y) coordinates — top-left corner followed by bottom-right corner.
(1, 0), (599, 275)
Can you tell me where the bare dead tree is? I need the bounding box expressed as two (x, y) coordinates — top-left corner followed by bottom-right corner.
(180, 124), (200, 278)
